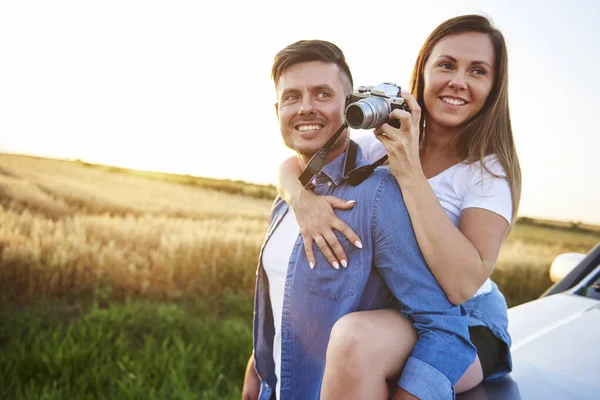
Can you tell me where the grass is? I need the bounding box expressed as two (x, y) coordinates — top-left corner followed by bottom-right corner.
(1, 152), (599, 398)
(0, 291), (253, 400)
(493, 220), (599, 306)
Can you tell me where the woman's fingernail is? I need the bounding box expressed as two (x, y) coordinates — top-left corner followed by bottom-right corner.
(332, 262), (340, 269)
(347, 200), (356, 204)
(309, 262), (315, 269)
(341, 260), (348, 268)
(355, 241), (363, 249)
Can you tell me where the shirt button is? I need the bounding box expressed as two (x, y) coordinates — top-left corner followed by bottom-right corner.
(327, 181), (333, 187)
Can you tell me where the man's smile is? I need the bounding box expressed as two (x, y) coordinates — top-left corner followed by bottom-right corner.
(296, 124), (324, 133)
(294, 123), (325, 137)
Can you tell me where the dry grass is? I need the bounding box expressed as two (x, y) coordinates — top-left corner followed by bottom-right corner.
(0, 154), (272, 304)
(493, 222), (599, 306)
(1, 153), (598, 307)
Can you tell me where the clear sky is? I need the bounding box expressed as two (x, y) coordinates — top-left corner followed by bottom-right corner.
(1, 0), (599, 224)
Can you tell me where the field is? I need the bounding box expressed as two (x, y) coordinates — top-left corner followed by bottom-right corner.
(1, 153), (598, 399)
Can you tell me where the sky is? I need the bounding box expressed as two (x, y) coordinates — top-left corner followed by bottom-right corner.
(1, 0), (599, 224)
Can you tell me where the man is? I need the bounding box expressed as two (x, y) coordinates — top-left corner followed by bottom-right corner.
(242, 40), (475, 400)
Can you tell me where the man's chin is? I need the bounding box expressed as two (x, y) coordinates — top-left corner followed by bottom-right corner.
(285, 140), (325, 158)
(295, 146), (322, 159)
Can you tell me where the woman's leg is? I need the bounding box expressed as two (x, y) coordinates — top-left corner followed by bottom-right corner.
(455, 356), (484, 393)
(320, 309), (417, 400)
(321, 309), (486, 400)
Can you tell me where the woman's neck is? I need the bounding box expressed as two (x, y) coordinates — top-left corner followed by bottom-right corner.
(419, 123), (461, 178)
(420, 128), (456, 161)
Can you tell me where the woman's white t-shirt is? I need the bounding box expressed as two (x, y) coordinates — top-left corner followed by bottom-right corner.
(353, 133), (513, 296)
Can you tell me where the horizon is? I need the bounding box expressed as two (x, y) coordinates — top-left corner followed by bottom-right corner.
(1, 0), (599, 225)
(4, 150), (599, 229)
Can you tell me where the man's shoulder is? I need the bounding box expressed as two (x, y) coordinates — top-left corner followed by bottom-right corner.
(341, 164), (403, 203)
(355, 164), (397, 190)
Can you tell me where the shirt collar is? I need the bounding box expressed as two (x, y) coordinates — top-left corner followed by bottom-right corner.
(313, 140), (364, 187)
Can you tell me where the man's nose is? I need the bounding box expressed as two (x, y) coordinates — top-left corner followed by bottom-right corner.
(298, 98), (316, 114)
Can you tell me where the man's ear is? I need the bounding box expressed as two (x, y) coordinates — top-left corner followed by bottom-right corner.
(274, 102), (279, 119)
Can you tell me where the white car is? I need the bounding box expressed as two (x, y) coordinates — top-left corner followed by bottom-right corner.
(458, 243), (600, 400)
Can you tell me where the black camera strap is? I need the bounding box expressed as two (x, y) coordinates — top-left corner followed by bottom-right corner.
(298, 94), (389, 188)
(298, 125), (389, 188)
(298, 121), (349, 187)
(344, 150), (388, 187)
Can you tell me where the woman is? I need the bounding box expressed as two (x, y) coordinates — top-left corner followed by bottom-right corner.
(276, 14), (521, 398)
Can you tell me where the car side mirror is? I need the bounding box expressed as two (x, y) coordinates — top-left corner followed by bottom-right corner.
(549, 252), (587, 283)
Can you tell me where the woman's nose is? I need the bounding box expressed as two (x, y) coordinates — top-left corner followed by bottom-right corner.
(448, 72), (467, 90)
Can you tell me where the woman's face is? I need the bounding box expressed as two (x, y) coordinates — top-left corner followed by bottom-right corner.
(422, 32), (495, 134)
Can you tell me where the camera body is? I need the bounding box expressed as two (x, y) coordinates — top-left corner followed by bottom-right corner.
(344, 83), (410, 130)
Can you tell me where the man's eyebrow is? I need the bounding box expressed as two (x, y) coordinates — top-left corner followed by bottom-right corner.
(279, 84), (335, 98)
(279, 88), (299, 97)
(436, 55), (492, 69)
(311, 84), (334, 92)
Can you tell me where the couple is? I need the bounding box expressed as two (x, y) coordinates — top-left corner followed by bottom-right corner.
(243, 14), (521, 400)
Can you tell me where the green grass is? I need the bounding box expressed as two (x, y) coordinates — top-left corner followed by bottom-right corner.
(0, 291), (253, 400)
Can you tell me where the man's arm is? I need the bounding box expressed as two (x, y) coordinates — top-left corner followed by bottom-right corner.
(372, 173), (476, 399)
(242, 353), (260, 400)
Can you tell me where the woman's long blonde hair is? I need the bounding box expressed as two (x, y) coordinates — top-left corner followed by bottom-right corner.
(410, 14), (522, 224)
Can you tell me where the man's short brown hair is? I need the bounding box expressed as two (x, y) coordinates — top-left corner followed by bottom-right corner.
(271, 40), (354, 94)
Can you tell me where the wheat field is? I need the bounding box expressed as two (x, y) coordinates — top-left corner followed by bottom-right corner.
(0, 153), (272, 304)
(0, 152), (599, 306)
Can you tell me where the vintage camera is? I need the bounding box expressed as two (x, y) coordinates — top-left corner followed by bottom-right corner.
(344, 83), (410, 130)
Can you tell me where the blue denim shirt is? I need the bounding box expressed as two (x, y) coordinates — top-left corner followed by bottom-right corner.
(253, 144), (476, 400)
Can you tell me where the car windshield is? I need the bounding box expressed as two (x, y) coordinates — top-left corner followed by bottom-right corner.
(577, 267), (600, 300)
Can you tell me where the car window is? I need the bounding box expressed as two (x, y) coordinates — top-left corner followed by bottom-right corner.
(575, 259), (600, 300)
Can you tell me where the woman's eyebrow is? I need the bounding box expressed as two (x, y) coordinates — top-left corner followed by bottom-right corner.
(437, 55), (491, 69)
(471, 60), (492, 69)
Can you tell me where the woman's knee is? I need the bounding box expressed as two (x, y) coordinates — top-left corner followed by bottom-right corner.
(327, 312), (372, 366)
(326, 310), (416, 373)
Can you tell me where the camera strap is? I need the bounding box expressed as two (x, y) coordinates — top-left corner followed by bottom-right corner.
(298, 94), (389, 187)
(344, 149), (388, 187)
(298, 121), (349, 187)
(298, 124), (389, 188)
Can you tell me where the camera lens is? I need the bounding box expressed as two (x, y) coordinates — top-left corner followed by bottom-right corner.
(345, 97), (390, 129)
(345, 104), (365, 128)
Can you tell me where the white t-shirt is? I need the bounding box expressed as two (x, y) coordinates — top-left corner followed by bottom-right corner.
(353, 133), (513, 296)
(262, 209), (300, 400)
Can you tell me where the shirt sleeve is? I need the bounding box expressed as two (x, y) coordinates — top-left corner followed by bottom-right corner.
(461, 156), (513, 224)
(372, 173), (476, 399)
(352, 133), (386, 163)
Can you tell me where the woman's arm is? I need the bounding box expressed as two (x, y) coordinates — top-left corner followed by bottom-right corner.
(374, 91), (509, 305)
(277, 156), (362, 269)
(390, 171), (508, 305)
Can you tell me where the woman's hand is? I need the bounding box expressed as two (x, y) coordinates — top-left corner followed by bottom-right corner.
(373, 90), (423, 182)
(290, 190), (362, 269)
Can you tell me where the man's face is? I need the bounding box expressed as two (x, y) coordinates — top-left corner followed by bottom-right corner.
(275, 61), (349, 163)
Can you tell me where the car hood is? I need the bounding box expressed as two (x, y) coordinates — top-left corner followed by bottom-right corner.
(458, 293), (600, 400)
